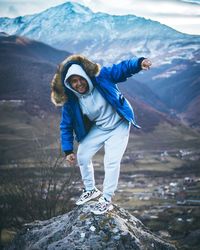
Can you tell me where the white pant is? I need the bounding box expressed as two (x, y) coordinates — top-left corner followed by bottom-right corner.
(77, 120), (130, 201)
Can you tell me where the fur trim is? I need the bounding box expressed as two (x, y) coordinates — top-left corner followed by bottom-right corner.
(51, 54), (101, 106)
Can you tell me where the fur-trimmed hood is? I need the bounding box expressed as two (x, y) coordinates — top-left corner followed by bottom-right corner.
(51, 54), (101, 106)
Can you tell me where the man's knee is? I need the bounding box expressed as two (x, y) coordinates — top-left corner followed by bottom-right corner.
(77, 147), (91, 165)
(104, 152), (124, 166)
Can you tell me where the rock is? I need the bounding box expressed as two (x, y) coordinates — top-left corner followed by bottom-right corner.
(6, 202), (176, 250)
(181, 229), (200, 247)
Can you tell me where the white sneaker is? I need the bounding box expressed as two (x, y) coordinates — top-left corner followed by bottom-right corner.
(91, 196), (114, 215)
(76, 187), (101, 205)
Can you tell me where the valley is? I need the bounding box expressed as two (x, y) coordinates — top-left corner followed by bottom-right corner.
(0, 103), (200, 249)
(0, 2), (200, 249)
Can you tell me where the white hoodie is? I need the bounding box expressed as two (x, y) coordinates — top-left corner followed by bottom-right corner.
(64, 64), (122, 130)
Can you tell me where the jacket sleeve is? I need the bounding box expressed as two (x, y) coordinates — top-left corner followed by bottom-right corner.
(99, 57), (145, 83)
(60, 104), (74, 152)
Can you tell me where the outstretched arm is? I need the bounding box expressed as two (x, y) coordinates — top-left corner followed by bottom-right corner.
(99, 57), (152, 83)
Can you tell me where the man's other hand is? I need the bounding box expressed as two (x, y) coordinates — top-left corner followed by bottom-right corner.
(66, 153), (76, 166)
(141, 59), (152, 70)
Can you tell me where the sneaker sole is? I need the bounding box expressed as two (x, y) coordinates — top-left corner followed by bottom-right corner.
(76, 190), (102, 206)
(91, 204), (114, 215)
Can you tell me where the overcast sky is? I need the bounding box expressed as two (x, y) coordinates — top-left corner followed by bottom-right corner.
(0, 0), (199, 35)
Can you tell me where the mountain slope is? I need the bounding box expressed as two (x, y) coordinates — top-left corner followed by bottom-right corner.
(135, 58), (200, 109)
(181, 95), (200, 128)
(119, 79), (169, 114)
(133, 57), (200, 128)
(0, 33), (178, 131)
(1, 2), (199, 127)
(0, 32), (69, 112)
(0, 2), (199, 65)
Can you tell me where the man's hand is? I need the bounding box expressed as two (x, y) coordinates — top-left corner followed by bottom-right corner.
(65, 153), (76, 166)
(141, 59), (152, 70)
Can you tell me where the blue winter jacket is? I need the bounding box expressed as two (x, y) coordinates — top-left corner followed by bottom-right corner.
(60, 57), (144, 153)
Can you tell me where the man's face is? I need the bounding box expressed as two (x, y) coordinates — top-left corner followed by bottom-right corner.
(68, 75), (89, 94)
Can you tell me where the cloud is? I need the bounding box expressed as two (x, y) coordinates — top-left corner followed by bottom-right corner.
(73, 0), (200, 34)
(152, 12), (200, 18)
(181, 0), (200, 4)
(75, 0), (200, 17)
(142, 0), (200, 4)
(0, 0), (67, 18)
(8, 5), (19, 16)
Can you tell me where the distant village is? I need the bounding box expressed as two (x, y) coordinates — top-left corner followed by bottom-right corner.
(154, 176), (200, 206)
(119, 148), (200, 208)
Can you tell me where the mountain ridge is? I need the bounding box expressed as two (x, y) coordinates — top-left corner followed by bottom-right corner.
(0, 33), (178, 132)
(0, 0), (199, 127)
(0, 1), (199, 65)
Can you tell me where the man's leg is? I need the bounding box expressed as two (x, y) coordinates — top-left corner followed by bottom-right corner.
(77, 125), (108, 191)
(103, 121), (130, 201)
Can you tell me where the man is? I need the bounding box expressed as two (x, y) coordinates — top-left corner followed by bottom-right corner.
(51, 54), (152, 215)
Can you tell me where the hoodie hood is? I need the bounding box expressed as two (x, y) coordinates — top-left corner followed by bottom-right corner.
(64, 64), (94, 97)
(50, 54), (101, 106)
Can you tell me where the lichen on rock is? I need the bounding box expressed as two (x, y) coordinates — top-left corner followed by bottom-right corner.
(6, 202), (177, 250)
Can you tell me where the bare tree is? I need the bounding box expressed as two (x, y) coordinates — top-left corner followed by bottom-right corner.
(0, 139), (80, 247)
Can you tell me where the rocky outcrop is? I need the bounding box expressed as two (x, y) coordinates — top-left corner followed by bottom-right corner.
(6, 202), (176, 250)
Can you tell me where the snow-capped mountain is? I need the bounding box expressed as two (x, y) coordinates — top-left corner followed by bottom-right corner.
(0, 2), (199, 64)
(0, 2), (200, 127)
